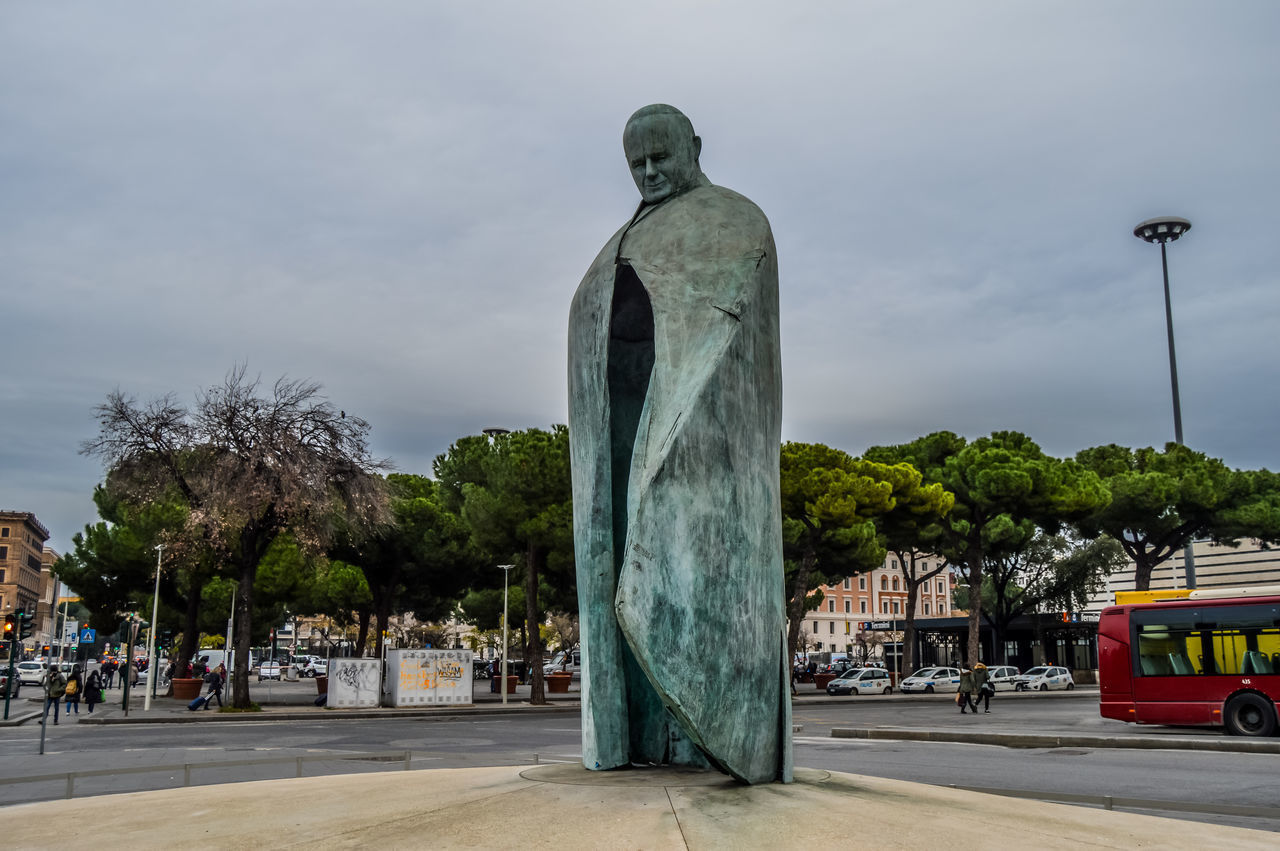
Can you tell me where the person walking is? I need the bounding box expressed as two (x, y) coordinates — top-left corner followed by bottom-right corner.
(204, 665), (224, 710)
(85, 667), (103, 714)
(64, 664), (83, 716)
(103, 659), (116, 690)
(973, 662), (994, 713)
(957, 667), (976, 715)
(42, 665), (67, 725)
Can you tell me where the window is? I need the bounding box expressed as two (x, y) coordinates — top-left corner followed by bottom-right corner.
(880, 576), (888, 591)
(860, 599), (867, 613)
(0, 569), (5, 583)
(937, 580), (944, 594)
(0, 527), (8, 537)
(0, 545), (7, 560)
(881, 601), (889, 614)
(859, 576), (866, 590)
(843, 578), (851, 590)
(1132, 604), (1280, 676)
(844, 599), (851, 613)
(923, 602), (930, 615)
(919, 561), (928, 571)
(828, 621), (835, 634)
(892, 601), (899, 615)
(892, 576), (900, 591)
(827, 599), (835, 612)
(812, 621), (818, 634)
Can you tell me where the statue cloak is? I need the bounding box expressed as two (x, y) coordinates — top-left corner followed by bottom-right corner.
(568, 178), (791, 784)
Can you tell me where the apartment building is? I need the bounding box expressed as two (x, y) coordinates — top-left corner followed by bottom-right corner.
(0, 511), (50, 617)
(802, 554), (957, 654)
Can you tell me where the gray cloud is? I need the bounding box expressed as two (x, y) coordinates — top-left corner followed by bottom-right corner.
(3, 2), (1278, 556)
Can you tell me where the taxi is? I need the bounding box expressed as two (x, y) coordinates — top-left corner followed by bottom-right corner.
(897, 667), (961, 693)
(1012, 665), (1075, 691)
(825, 667), (893, 696)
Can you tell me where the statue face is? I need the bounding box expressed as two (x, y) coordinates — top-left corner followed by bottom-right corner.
(623, 115), (702, 204)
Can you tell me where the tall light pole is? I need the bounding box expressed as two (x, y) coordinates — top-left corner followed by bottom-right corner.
(1133, 215), (1196, 588)
(499, 564), (516, 705)
(144, 544), (163, 711)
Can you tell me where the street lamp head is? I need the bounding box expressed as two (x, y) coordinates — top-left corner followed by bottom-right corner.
(1134, 216), (1192, 244)
(482, 427), (511, 438)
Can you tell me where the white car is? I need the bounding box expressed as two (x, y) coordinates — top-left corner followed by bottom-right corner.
(898, 667), (961, 694)
(1012, 665), (1074, 691)
(825, 667), (893, 696)
(543, 649), (581, 681)
(16, 661), (47, 686)
(985, 665), (1021, 691)
(257, 661), (282, 681)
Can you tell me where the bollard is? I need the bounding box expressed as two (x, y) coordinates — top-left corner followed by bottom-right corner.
(65, 774), (75, 799)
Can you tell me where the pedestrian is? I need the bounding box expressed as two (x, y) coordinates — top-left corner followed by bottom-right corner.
(64, 664), (83, 716)
(85, 667), (103, 714)
(957, 667), (976, 715)
(103, 659), (116, 690)
(42, 665), (67, 725)
(204, 666), (224, 710)
(129, 661), (139, 689)
(973, 662), (994, 713)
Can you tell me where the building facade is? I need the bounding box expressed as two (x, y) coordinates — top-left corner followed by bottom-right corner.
(802, 554), (958, 656)
(0, 511), (50, 618)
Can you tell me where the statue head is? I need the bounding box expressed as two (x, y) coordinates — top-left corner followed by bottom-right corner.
(623, 104), (703, 205)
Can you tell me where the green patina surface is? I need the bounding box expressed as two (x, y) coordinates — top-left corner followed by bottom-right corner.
(567, 105), (791, 784)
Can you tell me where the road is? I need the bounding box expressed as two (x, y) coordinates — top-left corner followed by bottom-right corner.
(1, 696), (1277, 832)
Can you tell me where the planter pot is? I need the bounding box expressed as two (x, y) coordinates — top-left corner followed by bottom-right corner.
(316, 676), (328, 696)
(171, 678), (204, 701)
(496, 675), (519, 696)
(813, 673), (837, 690)
(546, 673), (572, 694)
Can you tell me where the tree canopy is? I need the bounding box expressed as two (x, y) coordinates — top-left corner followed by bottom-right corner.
(1075, 443), (1280, 590)
(79, 366), (388, 707)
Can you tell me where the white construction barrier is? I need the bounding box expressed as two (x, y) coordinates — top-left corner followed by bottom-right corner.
(385, 649), (473, 706)
(327, 658), (382, 708)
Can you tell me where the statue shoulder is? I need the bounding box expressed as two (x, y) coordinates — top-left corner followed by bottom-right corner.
(684, 183), (773, 242)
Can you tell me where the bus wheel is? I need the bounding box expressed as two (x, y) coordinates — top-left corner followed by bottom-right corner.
(1224, 694), (1278, 737)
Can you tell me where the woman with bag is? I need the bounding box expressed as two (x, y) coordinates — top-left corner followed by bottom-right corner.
(64, 664), (83, 716)
(973, 662), (994, 714)
(84, 667), (104, 714)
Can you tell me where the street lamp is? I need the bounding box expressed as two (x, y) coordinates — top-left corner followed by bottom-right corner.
(144, 544), (163, 711)
(1133, 215), (1196, 588)
(498, 564), (516, 705)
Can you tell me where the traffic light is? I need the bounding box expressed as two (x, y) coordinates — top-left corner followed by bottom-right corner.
(3, 614), (14, 641)
(17, 609), (33, 640)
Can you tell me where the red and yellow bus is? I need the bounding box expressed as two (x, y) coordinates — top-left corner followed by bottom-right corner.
(1098, 586), (1280, 737)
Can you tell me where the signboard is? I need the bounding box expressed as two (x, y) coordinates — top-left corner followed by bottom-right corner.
(385, 649), (472, 706)
(327, 658), (381, 708)
(79, 628), (96, 643)
(64, 620), (79, 644)
(860, 621), (894, 631)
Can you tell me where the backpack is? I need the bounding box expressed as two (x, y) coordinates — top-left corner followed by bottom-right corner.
(65, 678), (78, 696)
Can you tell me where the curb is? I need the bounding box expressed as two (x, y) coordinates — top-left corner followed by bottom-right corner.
(75, 701), (582, 725)
(829, 725), (1280, 754)
(791, 689), (1098, 707)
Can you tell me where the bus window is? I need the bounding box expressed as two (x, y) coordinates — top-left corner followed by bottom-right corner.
(1135, 625), (1198, 676)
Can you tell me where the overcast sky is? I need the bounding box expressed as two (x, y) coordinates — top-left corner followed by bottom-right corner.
(4, 2), (1278, 557)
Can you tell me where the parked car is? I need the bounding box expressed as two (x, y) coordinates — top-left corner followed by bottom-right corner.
(1013, 666), (1074, 691)
(543, 649), (581, 681)
(0, 671), (19, 697)
(898, 667), (962, 693)
(986, 665), (1021, 691)
(297, 658), (328, 678)
(16, 661), (47, 686)
(257, 661), (282, 681)
(825, 667), (893, 696)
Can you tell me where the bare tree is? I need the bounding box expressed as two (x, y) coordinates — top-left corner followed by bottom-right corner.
(82, 366), (389, 707)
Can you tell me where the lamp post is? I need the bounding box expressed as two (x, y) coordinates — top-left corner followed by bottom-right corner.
(499, 564), (516, 705)
(1133, 215), (1196, 588)
(144, 544), (163, 711)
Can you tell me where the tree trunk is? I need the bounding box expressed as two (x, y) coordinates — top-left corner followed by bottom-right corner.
(231, 562), (255, 708)
(526, 542), (546, 705)
(901, 579), (919, 677)
(785, 551), (816, 666)
(965, 552), (983, 668)
(177, 578), (201, 681)
(1132, 555), (1156, 592)
(355, 610), (371, 656)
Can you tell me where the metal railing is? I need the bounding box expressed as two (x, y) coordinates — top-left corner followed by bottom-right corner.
(0, 749), (413, 802)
